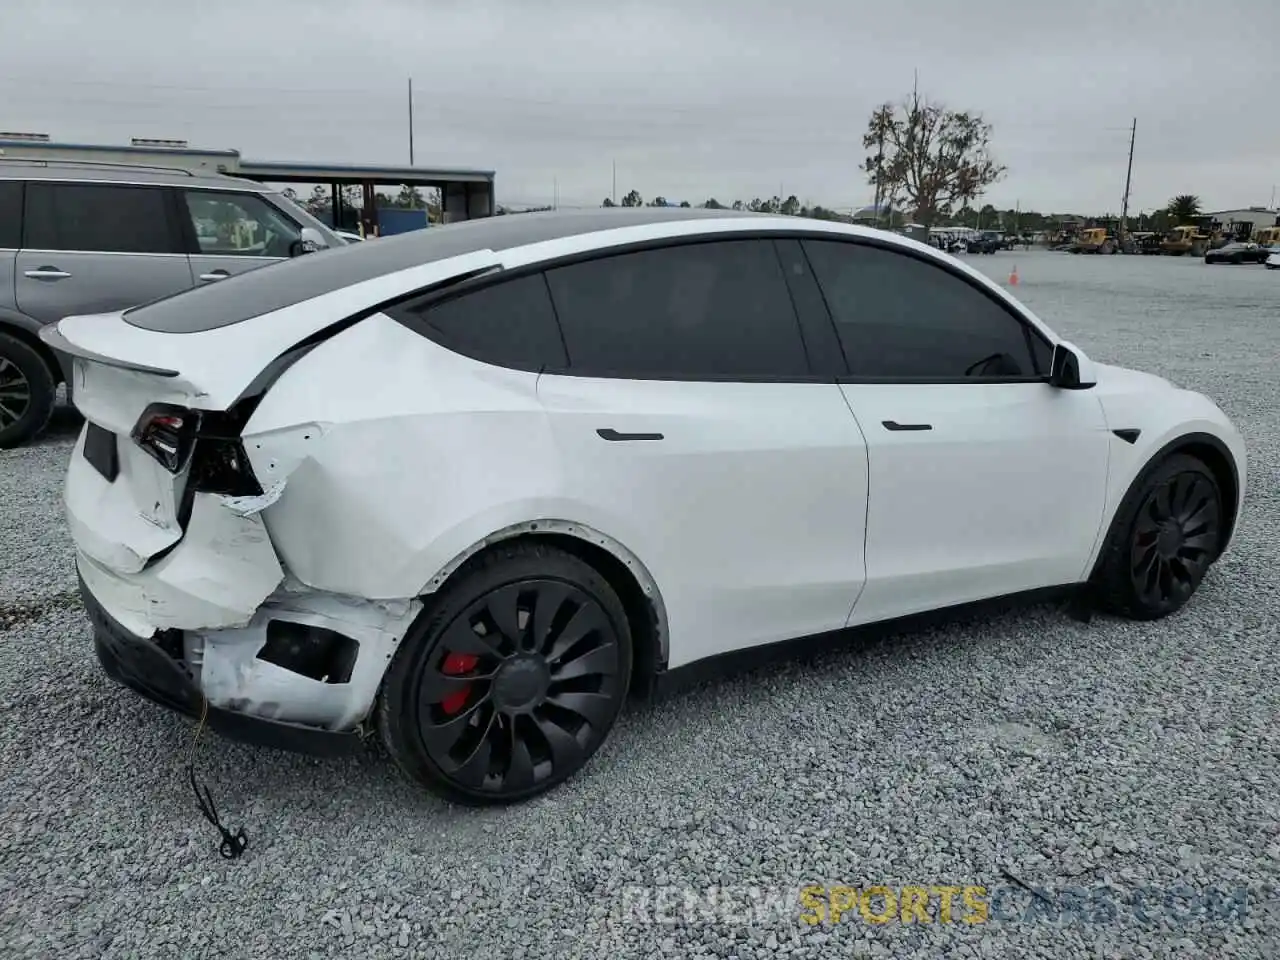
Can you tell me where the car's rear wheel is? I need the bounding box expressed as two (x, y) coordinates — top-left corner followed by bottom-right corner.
(378, 541), (632, 805)
(1091, 453), (1223, 620)
(0, 333), (56, 449)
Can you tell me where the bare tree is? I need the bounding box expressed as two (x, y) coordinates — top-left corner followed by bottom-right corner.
(863, 90), (1005, 226)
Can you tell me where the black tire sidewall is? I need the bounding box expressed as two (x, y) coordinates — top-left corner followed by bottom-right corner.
(0, 333), (57, 448)
(1092, 453), (1222, 620)
(378, 542), (633, 805)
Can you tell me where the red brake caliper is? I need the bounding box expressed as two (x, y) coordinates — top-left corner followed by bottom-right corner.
(439, 652), (479, 715)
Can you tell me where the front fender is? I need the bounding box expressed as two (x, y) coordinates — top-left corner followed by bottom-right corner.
(1089, 384), (1246, 569)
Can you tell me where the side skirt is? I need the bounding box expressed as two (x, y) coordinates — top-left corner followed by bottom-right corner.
(645, 583), (1084, 700)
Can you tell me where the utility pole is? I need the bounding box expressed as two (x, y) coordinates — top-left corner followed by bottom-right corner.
(1119, 117), (1136, 247)
(553, 177), (558, 210)
(612, 161), (617, 205)
(407, 78), (415, 165)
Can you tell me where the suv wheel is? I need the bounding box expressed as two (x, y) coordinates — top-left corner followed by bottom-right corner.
(0, 332), (57, 448)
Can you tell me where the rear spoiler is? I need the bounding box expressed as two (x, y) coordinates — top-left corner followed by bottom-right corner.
(40, 322), (181, 378)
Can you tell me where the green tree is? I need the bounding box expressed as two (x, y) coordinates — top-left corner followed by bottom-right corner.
(395, 185), (426, 209)
(601, 197), (616, 207)
(780, 195), (801, 216)
(700, 198), (725, 209)
(1167, 195), (1202, 224)
(647, 196), (669, 207)
(621, 189), (643, 207)
(679, 200), (692, 208)
(863, 89), (1005, 226)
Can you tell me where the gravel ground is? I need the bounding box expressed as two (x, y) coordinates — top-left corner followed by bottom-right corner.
(2, 251), (1278, 959)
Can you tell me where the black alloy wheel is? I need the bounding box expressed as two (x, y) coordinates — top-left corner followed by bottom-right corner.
(0, 355), (31, 430)
(1129, 469), (1220, 610)
(1093, 453), (1223, 620)
(0, 333), (57, 448)
(379, 542), (632, 804)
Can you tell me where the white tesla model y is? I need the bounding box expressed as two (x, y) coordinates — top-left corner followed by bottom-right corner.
(44, 208), (1246, 804)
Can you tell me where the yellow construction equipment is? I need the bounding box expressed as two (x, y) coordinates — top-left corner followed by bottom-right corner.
(1160, 216), (1220, 256)
(1253, 225), (1280, 247)
(1074, 227), (1118, 254)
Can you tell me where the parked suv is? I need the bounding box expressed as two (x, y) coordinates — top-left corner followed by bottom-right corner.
(0, 160), (339, 446)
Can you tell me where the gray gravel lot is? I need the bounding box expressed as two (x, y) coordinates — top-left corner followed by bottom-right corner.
(2, 251), (1278, 959)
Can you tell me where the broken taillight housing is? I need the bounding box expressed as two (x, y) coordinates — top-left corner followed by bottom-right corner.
(132, 404), (197, 473)
(131, 401), (263, 497)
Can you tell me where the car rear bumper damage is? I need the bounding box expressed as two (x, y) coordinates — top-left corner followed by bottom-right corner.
(83, 574), (361, 757)
(77, 534), (424, 749)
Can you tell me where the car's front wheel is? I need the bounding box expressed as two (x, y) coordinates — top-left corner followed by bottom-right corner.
(378, 541), (633, 805)
(1091, 453), (1223, 620)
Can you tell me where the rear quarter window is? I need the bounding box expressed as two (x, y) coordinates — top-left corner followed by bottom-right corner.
(386, 273), (567, 371)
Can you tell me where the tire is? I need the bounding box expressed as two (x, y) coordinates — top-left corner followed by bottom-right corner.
(378, 541), (633, 805)
(0, 332), (57, 449)
(1090, 453), (1223, 620)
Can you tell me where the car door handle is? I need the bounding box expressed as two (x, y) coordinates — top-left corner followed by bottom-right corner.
(882, 420), (933, 431)
(596, 428), (664, 442)
(24, 267), (72, 280)
(198, 269), (231, 282)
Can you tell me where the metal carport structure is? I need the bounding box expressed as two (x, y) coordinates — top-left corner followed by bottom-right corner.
(233, 159), (496, 237)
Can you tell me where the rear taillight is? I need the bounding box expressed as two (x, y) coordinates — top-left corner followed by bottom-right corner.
(131, 400), (263, 497)
(132, 404), (197, 473)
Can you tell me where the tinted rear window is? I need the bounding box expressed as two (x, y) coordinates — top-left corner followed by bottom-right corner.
(0, 180), (19, 248)
(388, 273), (566, 371)
(545, 239), (810, 379)
(24, 182), (179, 254)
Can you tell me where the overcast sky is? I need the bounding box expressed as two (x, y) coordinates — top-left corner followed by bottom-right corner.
(3, 0), (1276, 215)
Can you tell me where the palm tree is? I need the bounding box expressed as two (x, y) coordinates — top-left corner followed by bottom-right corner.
(1167, 194), (1202, 224)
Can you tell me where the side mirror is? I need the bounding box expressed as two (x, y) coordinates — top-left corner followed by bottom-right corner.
(1049, 341), (1098, 390)
(289, 227), (328, 257)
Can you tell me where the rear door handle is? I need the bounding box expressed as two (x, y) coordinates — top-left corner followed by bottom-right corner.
(24, 267), (72, 280)
(882, 420), (932, 431)
(198, 269), (231, 282)
(597, 428), (664, 442)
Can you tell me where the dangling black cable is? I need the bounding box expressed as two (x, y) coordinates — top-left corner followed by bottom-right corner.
(187, 696), (248, 860)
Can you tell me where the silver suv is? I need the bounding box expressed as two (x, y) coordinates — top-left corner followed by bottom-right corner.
(0, 160), (340, 446)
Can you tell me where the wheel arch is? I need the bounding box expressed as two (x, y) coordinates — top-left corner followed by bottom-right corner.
(420, 519), (670, 696)
(1089, 430), (1242, 581)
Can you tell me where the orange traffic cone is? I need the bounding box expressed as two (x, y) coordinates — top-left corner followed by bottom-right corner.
(1008, 265), (1019, 286)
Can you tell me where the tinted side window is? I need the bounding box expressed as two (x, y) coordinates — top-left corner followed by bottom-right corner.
(389, 273), (567, 371)
(802, 240), (1039, 380)
(545, 239), (810, 380)
(0, 180), (20, 248)
(24, 182), (178, 254)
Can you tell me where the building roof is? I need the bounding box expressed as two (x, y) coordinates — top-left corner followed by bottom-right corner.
(0, 138), (494, 187)
(234, 159), (493, 185)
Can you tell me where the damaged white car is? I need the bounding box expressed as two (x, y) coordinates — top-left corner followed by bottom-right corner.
(45, 208), (1245, 805)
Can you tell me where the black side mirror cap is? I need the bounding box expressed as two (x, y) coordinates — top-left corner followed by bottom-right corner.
(1049, 343), (1096, 389)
